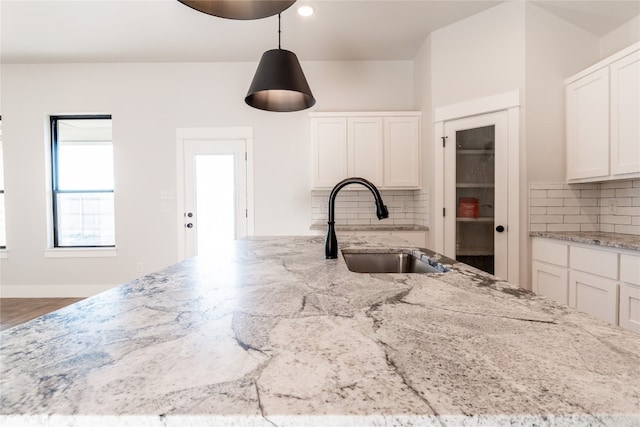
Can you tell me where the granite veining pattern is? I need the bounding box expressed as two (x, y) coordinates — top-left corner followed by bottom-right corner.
(530, 231), (640, 251)
(1, 236), (640, 426)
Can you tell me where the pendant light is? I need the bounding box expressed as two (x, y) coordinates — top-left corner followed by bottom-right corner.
(245, 13), (316, 112)
(178, 0), (296, 20)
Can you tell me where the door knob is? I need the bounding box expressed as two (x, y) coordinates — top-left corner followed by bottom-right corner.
(186, 212), (193, 218)
(496, 225), (505, 233)
(186, 223), (193, 228)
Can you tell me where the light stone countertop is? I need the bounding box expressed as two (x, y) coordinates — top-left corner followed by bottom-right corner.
(1, 236), (639, 427)
(530, 231), (640, 251)
(309, 222), (429, 232)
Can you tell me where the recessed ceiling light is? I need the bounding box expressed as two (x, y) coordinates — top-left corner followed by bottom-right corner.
(297, 4), (315, 17)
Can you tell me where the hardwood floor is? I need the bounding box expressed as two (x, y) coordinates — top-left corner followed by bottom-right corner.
(0, 298), (84, 331)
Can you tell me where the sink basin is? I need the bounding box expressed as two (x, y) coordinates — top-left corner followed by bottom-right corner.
(342, 249), (449, 274)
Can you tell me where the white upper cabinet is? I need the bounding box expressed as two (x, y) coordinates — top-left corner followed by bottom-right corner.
(383, 116), (421, 188)
(565, 43), (640, 183)
(310, 117), (348, 188)
(566, 67), (610, 180)
(310, 112), (421, 190)
(348, 117), (384, 187)
(610, 50), (640, 176)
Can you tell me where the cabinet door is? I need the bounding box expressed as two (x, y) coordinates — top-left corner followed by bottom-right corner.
(619, 283), (640, 334)
(566, 67), (610, 181)
(610, 50), (640, 176)
(569, 271), (619, 325)
(348, 117), (383, 187)
(383, 116), (420, 188)
(532, 261), (569, 305)
(311, 117), (348, 188)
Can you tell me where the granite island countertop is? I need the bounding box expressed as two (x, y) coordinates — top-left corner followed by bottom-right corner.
(1, 236), (640, 427)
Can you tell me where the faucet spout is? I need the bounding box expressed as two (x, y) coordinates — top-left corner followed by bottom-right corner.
(325, 177), (389, 259)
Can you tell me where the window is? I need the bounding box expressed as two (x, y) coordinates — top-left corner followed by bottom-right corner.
(0, 117), (5, 249)
(51, 115), (115, 247)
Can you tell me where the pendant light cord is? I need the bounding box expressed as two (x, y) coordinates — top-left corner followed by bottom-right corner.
(278, 13), (281, 49)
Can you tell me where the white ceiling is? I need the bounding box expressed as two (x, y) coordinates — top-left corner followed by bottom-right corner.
(1, 0), (638, 64)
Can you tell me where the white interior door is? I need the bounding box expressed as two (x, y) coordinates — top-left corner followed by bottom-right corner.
(443, 111), (508, 279)
(177, 128), (253, 260)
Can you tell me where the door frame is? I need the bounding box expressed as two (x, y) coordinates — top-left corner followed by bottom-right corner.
(433, 91), (520, 284)
(176, 127), (255, 261)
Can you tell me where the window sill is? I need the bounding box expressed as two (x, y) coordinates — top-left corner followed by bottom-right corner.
(44, 247), (117, 258)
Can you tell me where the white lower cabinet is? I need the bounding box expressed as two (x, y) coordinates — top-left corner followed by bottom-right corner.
(531, 237), (639, 334)
(619, 253), (640, 334)
(619, 283), (640, 334)
(569, 271), (619, 325)
(532, 261), (568, 305)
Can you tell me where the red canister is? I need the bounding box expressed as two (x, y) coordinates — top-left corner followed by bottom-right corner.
(458, 197), (479, 218)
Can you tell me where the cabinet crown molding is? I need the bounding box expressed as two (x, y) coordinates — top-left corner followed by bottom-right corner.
(564, 41), (640, 85)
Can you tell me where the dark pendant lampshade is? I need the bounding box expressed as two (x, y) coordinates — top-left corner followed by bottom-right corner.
(177, 0), (296, 20)
(245, 48), (316, 112)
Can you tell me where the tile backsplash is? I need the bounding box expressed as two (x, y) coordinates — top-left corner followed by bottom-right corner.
(311, 189), (428, 228)
(529, 179), (640, 235)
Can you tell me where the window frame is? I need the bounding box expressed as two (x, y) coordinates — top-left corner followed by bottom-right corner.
(50, 114), (115, 248)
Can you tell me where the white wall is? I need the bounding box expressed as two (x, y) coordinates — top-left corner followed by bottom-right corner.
(0, 60), (414, 296)
(600, 15), (640, 58)
(421, 1), (526, 256)
(417, 1), (607, 288)
(430, 1), (526, 109)
(525, 3), (600, 182)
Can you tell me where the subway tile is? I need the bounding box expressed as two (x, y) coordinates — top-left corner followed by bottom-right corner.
(548, 207), (581, 215)
(530, 198), (564, 207)
(580, 206), (600, 216)
(564, 198), (596, 207)
(564, 215), (598, 224)
(617, 206), (640, 216)
(600, 223), (615, 232)
(530, 207), (547, 215)
(616, 187), (640, 198)
(601, 197), (632, 207)
(547, 223), (580, 232)
(531, 215), (563, 224)
(614, 224), (640, 235)
(580, 224), (600, 232)
(547, 189), (578, 198)
(600, 189), (615, 198)
(529, 223), (547, 232)
(530, 190), (547, 198)
(601, 180), (632, 189)
(580, 189), (600, 198)
(568, 183), (600, 190)
(600, 215), (631, 225)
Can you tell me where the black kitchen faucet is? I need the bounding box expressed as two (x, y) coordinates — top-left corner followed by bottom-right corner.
(325, 177), (389, 259)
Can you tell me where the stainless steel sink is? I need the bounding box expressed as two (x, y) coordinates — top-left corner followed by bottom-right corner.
(341, 249), (449, 274)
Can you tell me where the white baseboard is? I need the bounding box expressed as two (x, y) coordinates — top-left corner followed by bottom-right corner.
(0, 284), (117, 298)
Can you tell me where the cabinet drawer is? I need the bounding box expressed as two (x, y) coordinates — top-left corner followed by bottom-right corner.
(569, 271), (619, 325)
(619, 283), (640, 335)
(570, 245), (618, 279)
(532, 261), (568, 305)
(532, 238), (568, 267)
(621, 253), (640, 285)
